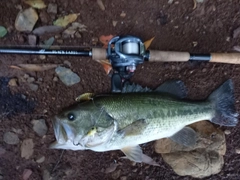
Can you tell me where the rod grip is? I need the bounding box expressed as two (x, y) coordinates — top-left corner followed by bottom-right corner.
(210, 53), (240, 64)
(92, 48), (107, 60)
(149, 50), (190, 62)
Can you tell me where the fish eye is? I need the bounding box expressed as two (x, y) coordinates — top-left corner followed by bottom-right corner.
(67, 113), (75, 121)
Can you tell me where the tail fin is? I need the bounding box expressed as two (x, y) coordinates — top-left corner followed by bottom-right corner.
(209, 79), (238, 127)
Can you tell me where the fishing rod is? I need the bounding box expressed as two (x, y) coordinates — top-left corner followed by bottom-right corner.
(1, 35), (240, 92)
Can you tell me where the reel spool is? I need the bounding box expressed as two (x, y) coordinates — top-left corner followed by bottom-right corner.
(107, 36), (148, 78)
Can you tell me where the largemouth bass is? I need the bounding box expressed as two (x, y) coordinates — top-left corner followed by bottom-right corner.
(50, 80), (238, 166)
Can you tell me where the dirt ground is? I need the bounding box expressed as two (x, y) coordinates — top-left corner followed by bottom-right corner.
(0, 0), (240, 179)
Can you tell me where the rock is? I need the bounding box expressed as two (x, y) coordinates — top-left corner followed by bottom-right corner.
(224, 130), (231, 135)
(97, 0), (105, 11)
(47, 3), (57, 14)
(63, 60), (71, 67)
(120, 11), (126, 18)
(23, 169), (32, 180)
(74, 31), (81, 38)
(31, 119), (48, 137)
(15, 8), (38, 32)
(0, 147), (6, 156)
(39, 11), (50, 24)
(8, 78), (18, 86)
(111, 169), (121, 180)
(28, 83), (39, 91)
(112, 21), (118, 27)
(21, 139), (34, 159)
(3, 132), (19, 145)
(42, 170), (51, 180)
(28, 35), (37, 46)
(55, 66), (80, 86)
(53, 76), (58, 82)
(235, 148), (240, 154)
(162, 149), (224, 178)
(12, 128), (23, 134)
(105, 163), (118, 173)
(27, 77), (35, 83)
(36, 156), (45, 163)
(154, 121), (226, 155)
(39, 55), (46, 60)
(120, 176), (127, 180)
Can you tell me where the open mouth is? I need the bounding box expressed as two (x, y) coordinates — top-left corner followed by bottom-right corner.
(52, 117), (68, 144)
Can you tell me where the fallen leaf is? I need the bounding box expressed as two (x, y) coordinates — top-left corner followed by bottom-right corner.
(33, 25), (64, 35)
(95, 59), (112, 74)
(99, 34), (114, 48)
(97, 0), (105, 11)
(15, 8), (38, 32)
(144, 37), (155, 49)
(24, 0), (47, 9)
(0, 26), (7, 38)
(10, 64), (59, 71)
(40, 37), (55, 49)
(53, 13), (80, 27)
(21, 139), (34, 159)
(23, 169), (32, 180)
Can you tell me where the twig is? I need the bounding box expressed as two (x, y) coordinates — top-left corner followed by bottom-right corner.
(51, 150), (65, 174)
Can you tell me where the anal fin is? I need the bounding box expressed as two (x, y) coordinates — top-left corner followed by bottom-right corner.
(170, 127), (196, 147)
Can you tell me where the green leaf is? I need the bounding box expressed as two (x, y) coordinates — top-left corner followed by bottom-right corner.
(0, 26), (7, 38)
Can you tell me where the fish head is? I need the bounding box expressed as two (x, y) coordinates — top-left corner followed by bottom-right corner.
(50, 102), (98, 150)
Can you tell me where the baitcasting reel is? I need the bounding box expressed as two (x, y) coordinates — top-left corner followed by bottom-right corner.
(107, 36), (149, 92)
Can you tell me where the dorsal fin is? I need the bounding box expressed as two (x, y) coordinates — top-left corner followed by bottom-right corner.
(122, 80), (187, 99)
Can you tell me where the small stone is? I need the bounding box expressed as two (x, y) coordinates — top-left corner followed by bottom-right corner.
(112, 21), (118, 27)
(192, 41), (198, 47)
(12, 128), (23, 134)
(168, 0), (173, 4)
(53, 76), (58, 82)
(43, 109), (48, 114)
(3, 132), (19, 145)
(31, 119), (48, 137)
(224, 130), (231, 135)
(202, 68), (207, 73)
(91, 37), (98, 45)
(24, 74), (30, 79)
(21, 139), (34, 159)
(29, 83), (39, 91)
(55, 66), (80, 86)
(15, 8), (38, 32)
(23, 169), (32, 180)
(226, 36), (230, 42)
(39, 11), (50, 24)
(36, 156), (45, 163)
(27, 77), (35, 83)
(8, 78), (18, 86)
(105, 163), (118, 173)
(120, 176), (127, 180)
(111, 169), (121, 180)
(74, 31), (81, 38)
(28, 35), (37, 46)
(39, 55), (46, 60)
(47, 3), (57, 14)
(235, 148), (240, 154)
(0, 147), (6, 156)
(42, 170), (51, 180)
(64, 60), (71, 67)
(120, 11), (126, 18)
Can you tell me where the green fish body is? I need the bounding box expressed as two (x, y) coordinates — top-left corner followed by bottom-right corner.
(51, 80), (238, 166)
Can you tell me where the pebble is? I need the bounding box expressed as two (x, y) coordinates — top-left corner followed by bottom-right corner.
(55, 66), (80, 86)
(74, 31), (81, 38)
(29, 83), (39, 91)
(21, 139), (34, 159)
(39, 55), (46, 60)
(28, 35), (37, 46)
(112, 21), (118, 27)
(202, 68), (207, 73)
(120, 11), (126, 18)
(224, 130), (231, 135)
(47, 3), (57, 14)
(64, 60), (71, 67)
(23, 169), (32, 180)
(235, 148), (240, 154)
(42, 170), (51, 180)
(120, 176), (127, 180)
(36, 156), (45, 163)
(53, 76), (58, 82)
(32, 119), (48, 137)
(111, 169), (121, 180)
(27, 77), (35, 83)
(8, 78), (18, 86)
(3, 132), (19, 145)
(15, 8), (38, 32)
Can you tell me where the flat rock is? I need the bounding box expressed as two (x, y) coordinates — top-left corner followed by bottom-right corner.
(3, 132), (19, 145)
(21, 139), (34, 159)
(32, 119), (48, 137)
(162, 149), (224, 178)
(155, 121), (226, 155)
(15, 8), (38, 32)
(55, 66), (80, 86)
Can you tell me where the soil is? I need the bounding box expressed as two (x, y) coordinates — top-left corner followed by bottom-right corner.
(0, 0), (240, 180)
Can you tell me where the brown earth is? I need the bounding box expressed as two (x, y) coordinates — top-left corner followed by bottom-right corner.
(0, 0), (240, 179)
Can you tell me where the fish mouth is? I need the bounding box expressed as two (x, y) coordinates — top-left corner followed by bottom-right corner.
(52, 117), (68, 144)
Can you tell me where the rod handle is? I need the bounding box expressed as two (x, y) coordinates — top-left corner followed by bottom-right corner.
(210, 53), (240, 64)
(92, 48), (107, 60)
(148, 50), (190, 62)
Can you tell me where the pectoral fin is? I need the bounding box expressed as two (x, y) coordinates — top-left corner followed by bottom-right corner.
(121, 146), (159, 166)
(118, 119), (147, 137)
(170, 127), (196, 147)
